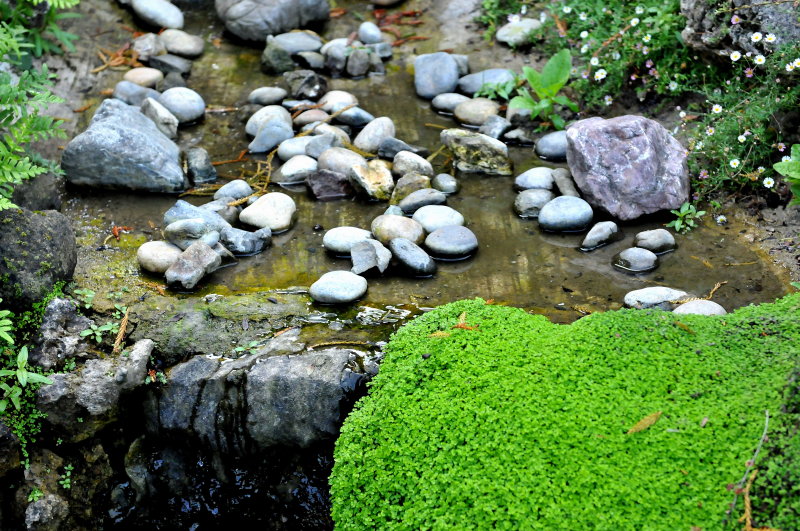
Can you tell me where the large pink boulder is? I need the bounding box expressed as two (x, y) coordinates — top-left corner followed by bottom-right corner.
(566, 115), (689, 221)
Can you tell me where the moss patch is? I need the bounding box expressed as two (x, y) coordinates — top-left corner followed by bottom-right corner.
(330, 295), (800, 529)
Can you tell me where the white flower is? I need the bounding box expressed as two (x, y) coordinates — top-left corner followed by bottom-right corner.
(507, 14), (521, 23)
(765, 33), (776, 43)
(738, 135), (747, 142)
(730, 159), (741, 168)
(669, 81), (678, 91)
(520, 5), (527, 15)
(706, 127), (715, 136)
(594, 68), (607, 81)
(631, 17), (640, 26)
(580, 44), (590, 54)
(643, 34), (651, 43)
(696, 141), (704, 149)
(635, 5), (645, 14)
(716, 215), (727, 225)
(611, 51), (621, 60)
(757, 166), (766, 173)
(642, 46), (649, 55)
(580, 30), (589, 39)
(712, 104), (723, 113)
(794, 58), (800, 67)
(763, 177), (775, 188)
(751, 32), (763, 42)
(604, 95), (613, 106)
(679, 110), (686, 118)
(730, 51), (742, 62)
(787, 63), (796, 72)
(754, 55), (766, 65)
(782, 155), (792, 162)
(563, 6), (572, 14)
(579, 12), (587, 21)
(590, 56), (600, 66)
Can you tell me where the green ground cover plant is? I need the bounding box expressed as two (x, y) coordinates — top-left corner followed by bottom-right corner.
(331, 295), (800, 529)
(477, 1), (800, 208)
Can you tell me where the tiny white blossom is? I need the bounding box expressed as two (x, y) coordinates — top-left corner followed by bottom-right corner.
(611, 51), (621, 60)
(594, 68), (607, 81)
(765, 33), (777, 43)
(706, 127), (715, 136)
(679, 110), (686, 118)
(507, 14), (521, 23)
(669, 81), (678, 91)
(580, 44), (590, 54)
(579, 12), (588, 21)
(794, 58), (800, 67)
(751, 32), (763, 42)
(590, 56), (600, 66)
(715, 215), (727, 225)
(782, 155), (792, 162)
(738, 135), (747, 143)
(730, 159), (741, 168)
(712, 104), (723, 113)
(520, 5), (527, 15)
(763, 177), (775, 188)
(643, 34), (651, 43)
(730, 51), (742, 62)
(604, 95), (613, 106)
(631, 17), (640, 26)
(635, 5), (644, 14)
(757, 166), (766, 173)
(696, 141), (704, 149)
(580, 30), (589, 39)
(787, 63), (796, 72)
(754, 55), (766, 65)
(563, 6), (572, 14)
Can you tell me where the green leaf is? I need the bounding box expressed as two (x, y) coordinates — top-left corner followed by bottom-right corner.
(540, 49), (571, 98)
(509, 92), (538, 112)
(774, 161), (800, 179)
(521, 66), (543, 97)
(551, 114), (566, 130)
(552, 94), (579, 112)
(26, 373), (53, 385)
(791, 144), (800, 161)
(17, 368), (27, 387)
(17, 345), (28, 367)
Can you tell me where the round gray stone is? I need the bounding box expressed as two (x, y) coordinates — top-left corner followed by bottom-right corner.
(673, 300), (727, 316)
(245, 105), (292, 136)
(318, 147), (368, 176)
(393, 151), (433, 178)
(248, 86), (288, 105)
(239, 192), (296, 232)
(388, 238), (437, 277)
(131, 0), (184, 29)
(159, 29), (204, 57)
(613, 247), (659, 273)
(634, 229), (677, 254)
(399, 188), (447, 215)
(412, 205), (464, 233)
(538, 196), (593, 232)
(514, 189), (554, 219)
(624, 287), (689, 310)
(580, 221), (619, 251)
(454, 98), (500, 126)
(358, 21), (383, 44)
(535, 130), (568, 161)
(414, 52), (460, 99)
(323, 226), (374, 256)
(318, 90), (358, 113)
(277, 136), (315, 161)
(137, 240), (182, 274)
(214, 179), (253, 201)
(457, 68), (515, 95)
(309, 271), (368, 304)
(371, 214), (425, 245)
(276, 155), (317, 183)
(431, 174), (459, 194)
(515, 167), (554, 191)
(353, 117), (396, 153)
(431, 93), (470, 113)
(157, 87), (205, 123)
(270, 32), (323, 54)
(425, 226), (478, 258)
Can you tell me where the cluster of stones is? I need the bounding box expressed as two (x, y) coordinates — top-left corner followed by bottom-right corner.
(136, 180), (290, 289)
(311, 194), (478, 305)
(261, 23), (392, 78)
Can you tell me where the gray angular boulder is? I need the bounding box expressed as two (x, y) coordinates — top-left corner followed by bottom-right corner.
(215, 0), (331, 42)
(62, 99), (186, 193)
(566, 115), (689, 221)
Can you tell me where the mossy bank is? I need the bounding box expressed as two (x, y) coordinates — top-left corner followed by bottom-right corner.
(331, 295), (800, 529)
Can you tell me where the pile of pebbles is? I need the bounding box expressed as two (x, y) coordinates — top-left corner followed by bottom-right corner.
(261, 23), (393, 78)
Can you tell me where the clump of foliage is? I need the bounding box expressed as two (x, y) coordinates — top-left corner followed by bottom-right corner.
(509, 49), (577, 130)
(773, 143), (800, 204)
(331, 295), (800, 529)
(0, 0), (80, 58)
(666, 201), (705, 233)
(0, 21), (67, 211)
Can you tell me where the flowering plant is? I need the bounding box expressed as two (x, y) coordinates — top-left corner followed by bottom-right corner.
(509, 49), (578, 130)
(773, 144), (800, 204)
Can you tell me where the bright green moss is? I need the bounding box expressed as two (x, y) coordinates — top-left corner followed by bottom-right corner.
(330, 295), (800, 530)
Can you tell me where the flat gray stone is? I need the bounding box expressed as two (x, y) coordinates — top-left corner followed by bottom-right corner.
(131, 0), (184, 29)
(137, 240), (182, 274)
(535, 130), (568, 161)
(159, 29), (204, 57)
(515, 167), (554, 191)
(309, 271), (368, 304)
(323, 226), (373, 256)
(239, 192), (296, 232)
(613, 247), (659, 273)
(399, 188), (447, 215)
(425, 226), (478, 258)
(412, 205), (464, 233)
(634, 229), (676, 254)
(458, 68), (515, 95)
(219, 227), (272, 256)
(431, 92), (470, 113)
(269, 32), (323, 54)
(624, 287), (689, 310)
(673, 300), (727, 316)
(514, 189), (554, 219)
(158, 87), (205, 123)
(112, 80), (160, 107)
(580, 221), (619, 251)
(388, 238), (436, 277)
(538, 196), (593, 232)
(214, 179), (253, 200)
(248, 86), (288, 105)
(371, 214), (424, 245)
(432, 174), (459, 194)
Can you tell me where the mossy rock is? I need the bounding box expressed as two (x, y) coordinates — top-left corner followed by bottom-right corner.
(331, 295), (800, 529)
